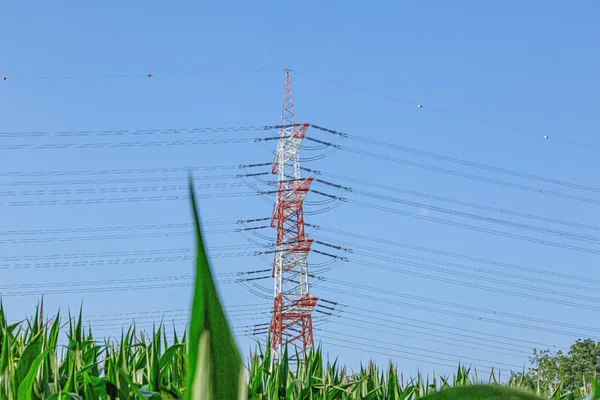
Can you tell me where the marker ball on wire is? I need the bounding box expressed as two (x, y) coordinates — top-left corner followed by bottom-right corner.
(1, 76), (6, 81)
(417, 104), (423, 108)
(544, 135), (549, 139)
(147, 73), (152, 78)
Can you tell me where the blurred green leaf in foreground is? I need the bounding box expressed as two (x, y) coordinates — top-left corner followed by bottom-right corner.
(186, 175), (246, 400)
(421, 385), (544, 400)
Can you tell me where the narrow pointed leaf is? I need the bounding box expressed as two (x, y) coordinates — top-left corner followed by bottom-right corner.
(185, 177), (244, 400)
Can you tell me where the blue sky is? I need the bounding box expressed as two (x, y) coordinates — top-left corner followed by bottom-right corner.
(1, 1), (600, 378)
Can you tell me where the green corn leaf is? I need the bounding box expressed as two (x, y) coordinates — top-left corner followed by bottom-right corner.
(118, 368), (146, 400)
(584, 379), (600, 400)
(185, 176), (246, 400)
(15, 331), (43, 386)
(420, 385), (546, 399)
(160, 387), (182, 400)
(159, 344), (184, 380)
(44, 394), (82, 400)
(16, 347), (52, 400)
(148, 325), (162, 392)
(0, 320), (11, 377)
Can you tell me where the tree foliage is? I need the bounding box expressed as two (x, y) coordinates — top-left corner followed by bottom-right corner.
(524, 339), (600, 395)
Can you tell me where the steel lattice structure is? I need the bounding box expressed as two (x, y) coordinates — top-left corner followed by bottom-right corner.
(269, 70), (318, 362)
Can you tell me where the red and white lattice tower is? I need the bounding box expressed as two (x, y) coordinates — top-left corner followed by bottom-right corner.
(269, 69), (318, 362)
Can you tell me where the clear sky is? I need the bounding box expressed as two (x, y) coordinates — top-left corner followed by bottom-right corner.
(1, 1), (600, 379)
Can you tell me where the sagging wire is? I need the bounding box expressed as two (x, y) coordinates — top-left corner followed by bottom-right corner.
(310, 224), (600, 286)
(245, 171), (350, 207)
(242, 173), (323, 205)
(254, 189), (348, 215)
(349, 188), (600, 245)
(259, 125), (346, 163)
(1, 137), (265, 151)
(316, 234), (600, 296)
(308, 168), (600, 233)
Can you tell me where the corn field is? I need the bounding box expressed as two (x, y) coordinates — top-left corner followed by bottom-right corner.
(0, 302), (597, 400)
(1, 181), (597, 399)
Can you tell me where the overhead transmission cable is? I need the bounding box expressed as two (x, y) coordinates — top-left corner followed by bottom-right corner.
(290, 70), (599, 152)
(342, 256), (600, 311)
(232, 269), (600, 340)
(13, 241), (584, 310)
(348, 188), (600, 245)
(0, 126), (266, 138)
(317, 235), (600, 295)
(0, 173), (242, 187)
(0, 68), (281, 81)
(305, 167), (600, 233)
(0, 191), (255, 207)
(341, 306), (563, 350)
(343, 146), (600, 205)
(305, 124), (600, 203)
(233, 276), (566, 352)
(316, 329), (523, 370)
(307, 224), (600, 285)
(0, 137), (258, 151)
(316, 277), (600, 338)
(0, 164), (240, 178)
(320, 317), (526, 358)
(345, 198), (600, 256)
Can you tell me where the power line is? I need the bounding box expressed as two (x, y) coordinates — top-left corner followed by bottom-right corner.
(84, 308), (270, 327)
(0, 224), (246, 244)
(0, 137), (259, 151)
(304, 124), (600, 203)
(0, 247), (190, 261)
(16, 256), (552, 366)
(0, 230), (195, 244)
(336, 132), (600, 193)
(323, 317), (527, 357)
(2, 274), (194, 290)
(0, 221), (204, 237)
(0, 247), (262, 271)
(233, 265), (599, 340)
(0, 277), (229, 297)
(0, 68), (281, 81)
(0, 173), (240, 187)
(310, 225), (600, 285)
(13, 170), (595, 252)
(344, 257), (600, 312)
(341, 146), (600, 205)
(346, 198), (600, 256)
(349, 189), (600, 245)
(21, 239), (583, 310)
(340, 308), (558, 351)
(0, 219), (236, 239)
(86, 303), (268, 319)
(0, 182), (249, 197)
(318, 278), (600, 338)
(292, 71), (599, 152)
(318, 236), (600, 295)
(0, 164), (240, 178)
(0, 126), (267, 138)
(320, 340), (498, 373)
(306, 168), (600, 232)
(0, 191), (255, 207)
(323, 285), (593, 339)
(317, 329), (524, 370)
